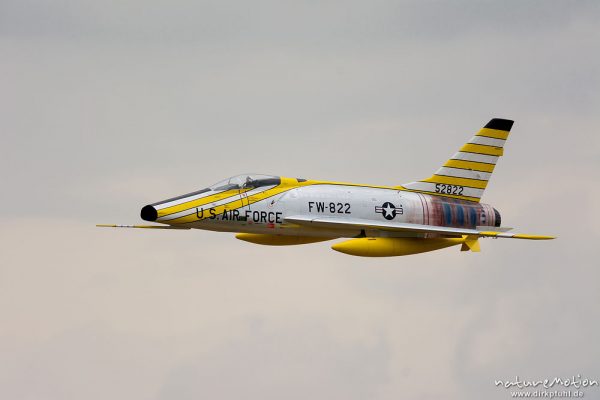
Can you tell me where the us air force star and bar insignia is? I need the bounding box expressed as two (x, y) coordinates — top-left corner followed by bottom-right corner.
(375, 202), (403, 220)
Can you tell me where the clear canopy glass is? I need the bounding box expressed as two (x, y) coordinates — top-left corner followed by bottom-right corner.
(208, 174), (280, 191)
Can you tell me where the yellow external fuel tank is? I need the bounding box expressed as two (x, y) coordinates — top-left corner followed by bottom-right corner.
(235, 233), (334, 246)
(331, 237), (467, 257)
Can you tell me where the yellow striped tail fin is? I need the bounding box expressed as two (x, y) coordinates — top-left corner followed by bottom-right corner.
(400, 118), (513, 202)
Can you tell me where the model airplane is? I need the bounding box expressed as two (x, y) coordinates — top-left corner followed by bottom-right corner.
(99, 118), (554, 256)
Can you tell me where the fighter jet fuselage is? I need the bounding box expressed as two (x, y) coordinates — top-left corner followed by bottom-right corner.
(101, 119), (554, 257)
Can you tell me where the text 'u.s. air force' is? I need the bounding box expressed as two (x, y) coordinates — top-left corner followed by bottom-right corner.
(196, 208), (282, 223)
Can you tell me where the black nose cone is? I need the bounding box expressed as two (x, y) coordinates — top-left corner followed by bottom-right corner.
(141, 205), (158, 221)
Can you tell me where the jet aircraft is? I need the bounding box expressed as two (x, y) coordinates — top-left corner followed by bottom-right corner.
(99, 118), (554, 257)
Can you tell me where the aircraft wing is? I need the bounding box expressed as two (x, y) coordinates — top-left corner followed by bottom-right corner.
(284, 215), (554, 240)
(96, 224), (190, 230)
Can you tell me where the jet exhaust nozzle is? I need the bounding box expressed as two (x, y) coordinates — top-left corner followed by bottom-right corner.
(493, 208), (502, 227)
(140, 205), (158, 222)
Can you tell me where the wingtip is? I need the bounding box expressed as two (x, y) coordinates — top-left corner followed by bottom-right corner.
(511, 234), (556, 240)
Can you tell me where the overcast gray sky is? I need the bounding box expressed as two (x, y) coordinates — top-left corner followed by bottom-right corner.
(1, 1), (599, 399)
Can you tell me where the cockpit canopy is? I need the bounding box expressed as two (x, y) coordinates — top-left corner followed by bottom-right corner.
(148, 174), (282, 211)
(209, 174), (281, 191)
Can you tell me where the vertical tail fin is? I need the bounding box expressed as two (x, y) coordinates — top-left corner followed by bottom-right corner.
(400, 118), (514, 202)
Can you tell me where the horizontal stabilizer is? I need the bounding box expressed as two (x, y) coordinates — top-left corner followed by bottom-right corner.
(477, 226), (513, 232)
(477, 231), (554, 240)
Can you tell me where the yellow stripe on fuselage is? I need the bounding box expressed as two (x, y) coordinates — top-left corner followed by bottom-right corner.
(156, 189), (250, 218)
(475, 128), (510, 140)
(168, 196), (249, 225)
(168, 180), (299, 225)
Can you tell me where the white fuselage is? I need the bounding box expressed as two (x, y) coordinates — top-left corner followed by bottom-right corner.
(163, 184), (498, 239)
